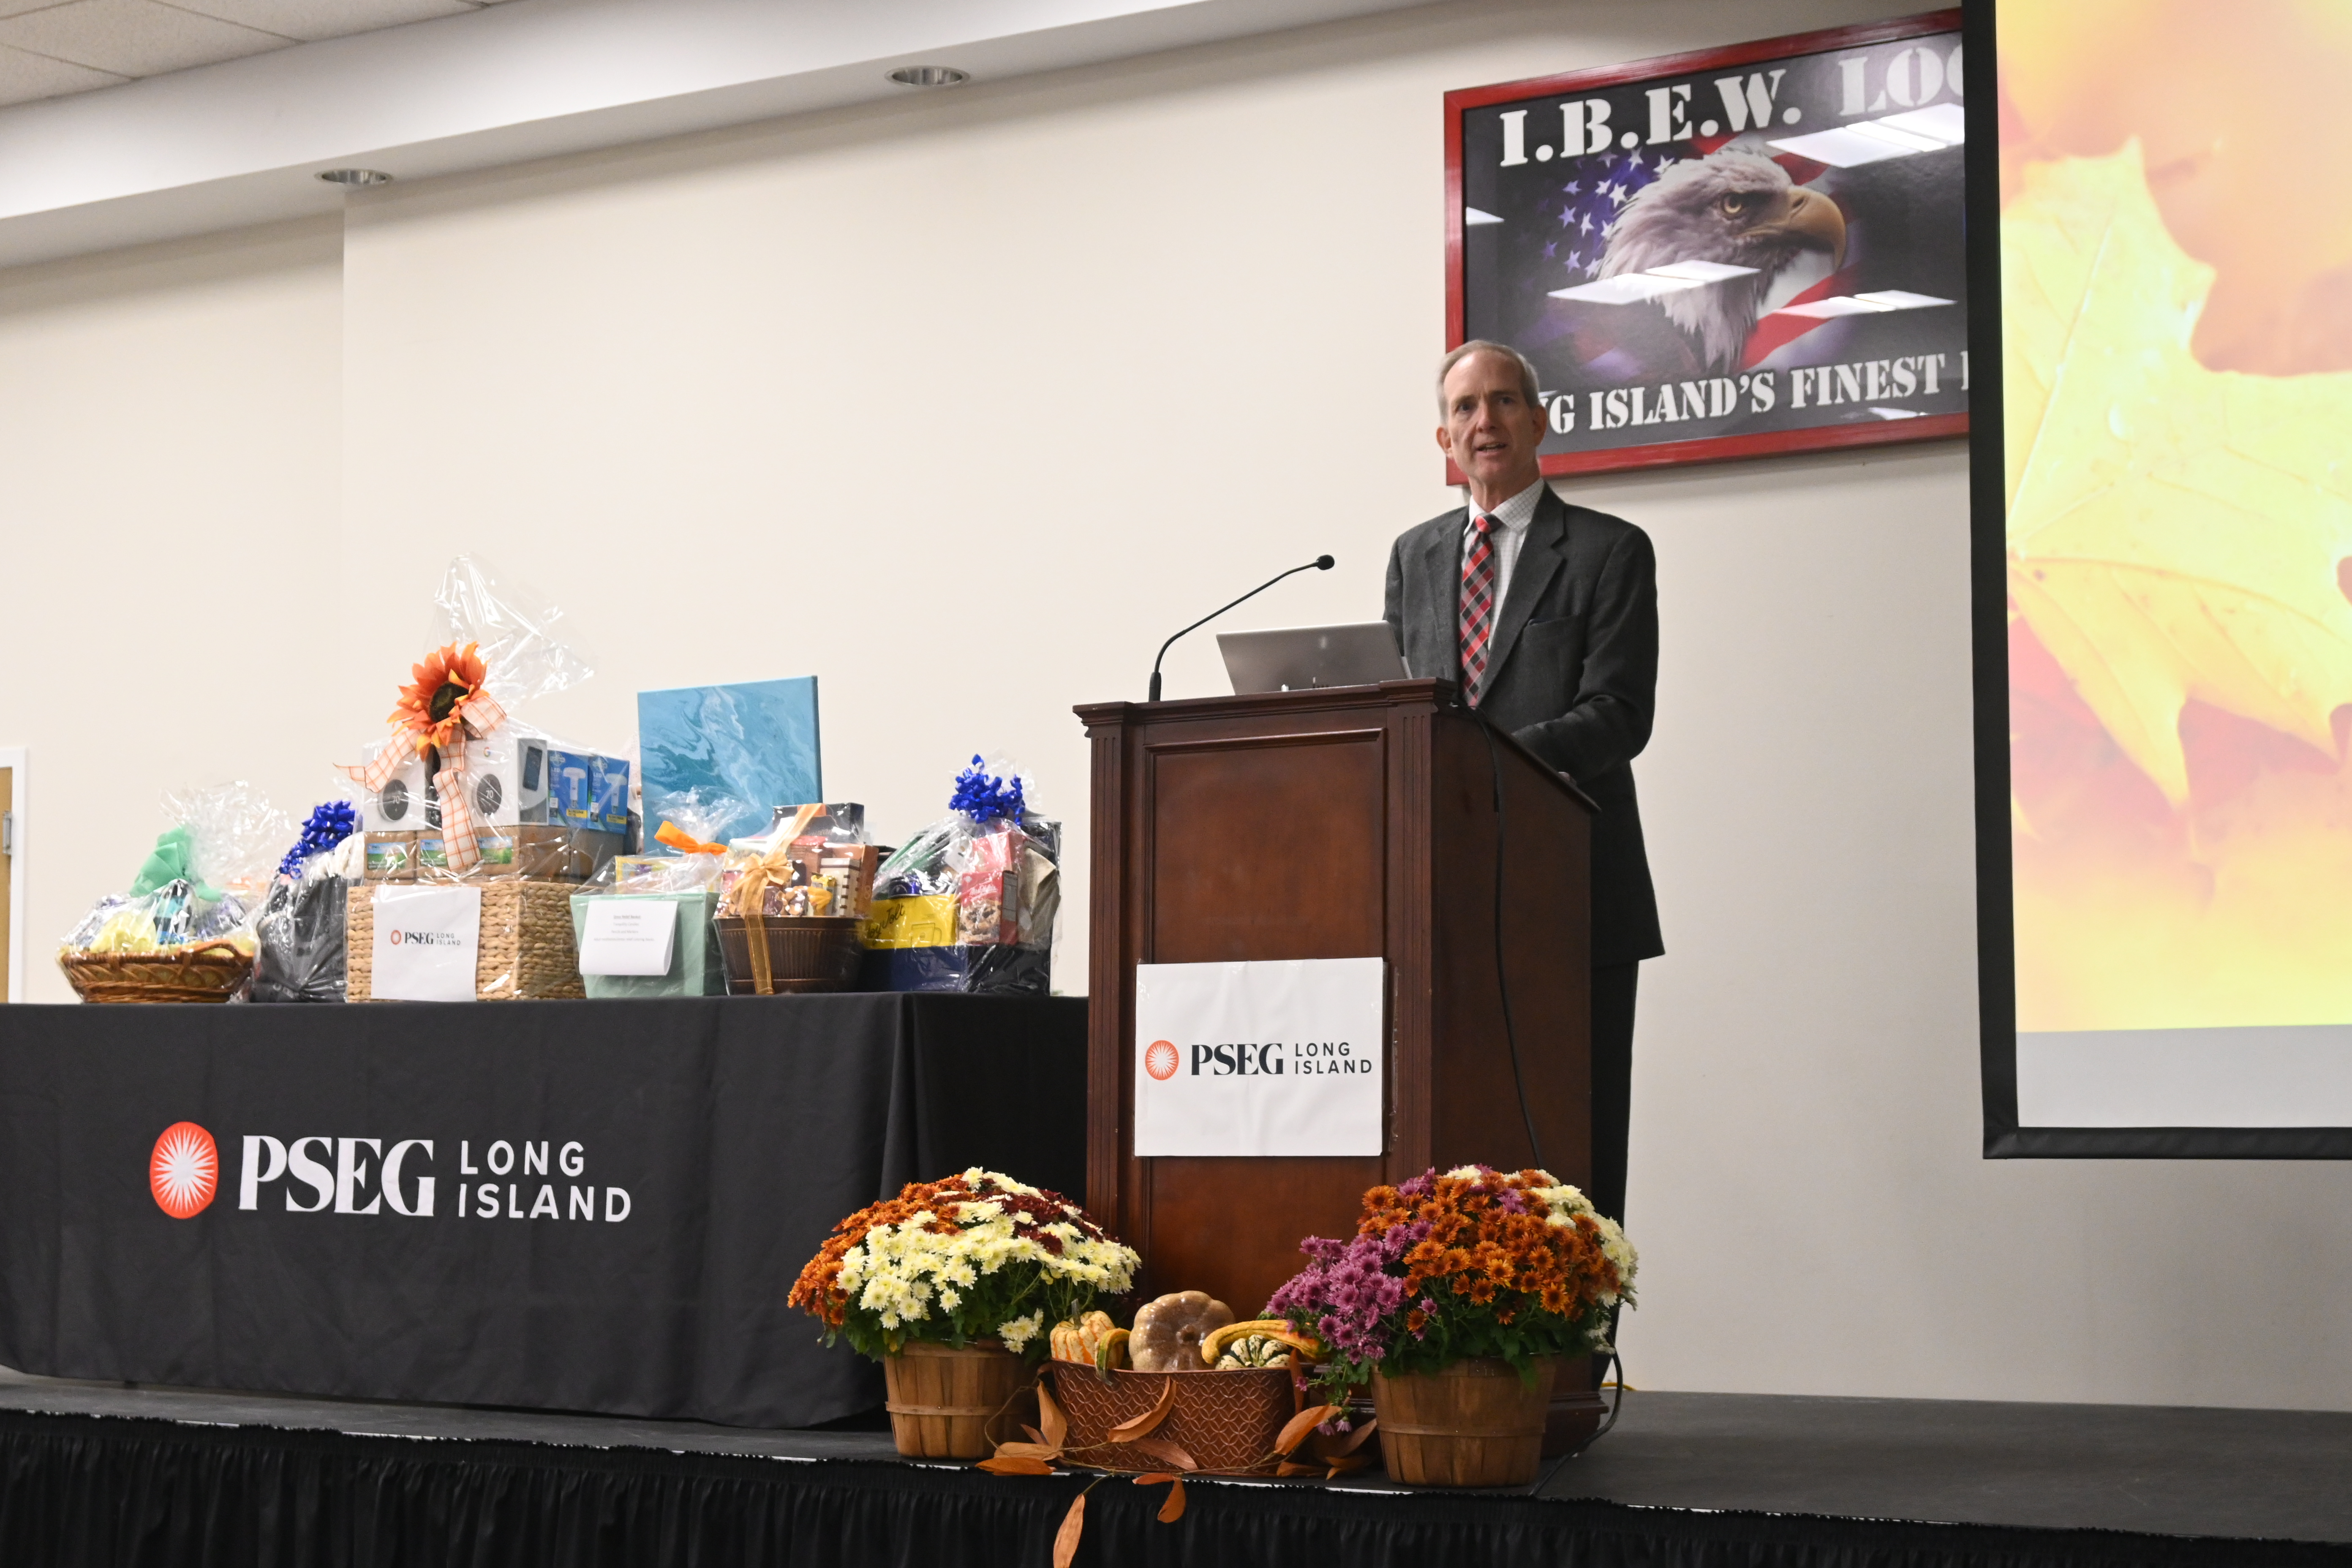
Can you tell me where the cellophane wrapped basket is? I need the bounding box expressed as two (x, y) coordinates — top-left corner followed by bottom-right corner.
(346, 882), (585, 1000)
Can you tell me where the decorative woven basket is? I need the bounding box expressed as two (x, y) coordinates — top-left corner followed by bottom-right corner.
(348, 882), (585, 1001)
(1048, 1364), (1296, 1475)
(1371, 1356), (1557, 1487)
(59, 937), (252, 1003)
(884, 1341), (1037, 1459)
(713, 915), (863, 994)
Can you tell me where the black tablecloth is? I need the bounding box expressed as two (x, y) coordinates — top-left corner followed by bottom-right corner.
(0, 995), (1086, 1427)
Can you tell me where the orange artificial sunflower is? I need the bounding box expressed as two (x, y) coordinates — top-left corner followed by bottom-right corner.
(390, 641), (490, 754)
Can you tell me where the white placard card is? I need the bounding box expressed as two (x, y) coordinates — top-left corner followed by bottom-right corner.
(578, 898), (680, 977)
(369, 885), (482, 1002)
(1132, 957), (1385, 1157)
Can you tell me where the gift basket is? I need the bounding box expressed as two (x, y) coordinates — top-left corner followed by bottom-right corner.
(250, 801), (361, 1003)
(339, 561), (620, 1002)
(569, 795), (735, 999)
(712, 802), (880, 994)
(862, 757), (1059, 996)
(57, 784), (289, 1003)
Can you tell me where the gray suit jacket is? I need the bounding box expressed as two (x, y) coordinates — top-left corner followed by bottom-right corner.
(1384, 487), (1663, 964)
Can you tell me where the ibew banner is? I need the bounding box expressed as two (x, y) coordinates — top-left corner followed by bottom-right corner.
(1133, 958), (1384, 1157)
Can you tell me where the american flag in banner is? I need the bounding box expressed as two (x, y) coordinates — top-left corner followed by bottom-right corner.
(1529, 147), (1674, 286)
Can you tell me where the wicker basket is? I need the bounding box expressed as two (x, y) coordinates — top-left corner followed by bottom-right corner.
(347, 882), (585, 1002)
(884, 1341), (1037, 1459)
(1048, 1364), (1296, 1475)
(59, 937), (253, 1003)
(1371, 1356), (1557, 1486)
(714, 915), (863, 994)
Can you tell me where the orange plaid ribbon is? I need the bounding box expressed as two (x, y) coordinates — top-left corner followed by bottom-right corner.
(339, 690), (509, 873)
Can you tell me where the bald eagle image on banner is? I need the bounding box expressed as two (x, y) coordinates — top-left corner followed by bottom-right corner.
(1448, 14), (1967, 474)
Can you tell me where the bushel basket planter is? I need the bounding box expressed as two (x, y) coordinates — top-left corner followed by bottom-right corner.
(1372, 1356), (1557, 1486)
(883, 1341), (1036, 1459)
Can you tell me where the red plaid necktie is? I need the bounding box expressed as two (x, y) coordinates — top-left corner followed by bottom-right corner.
(1459, 511), (1500, 705)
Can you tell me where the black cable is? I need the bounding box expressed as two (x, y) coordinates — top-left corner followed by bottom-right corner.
(1568, 1305), (1627, 1459)
(1478, 717), (1546, 1175)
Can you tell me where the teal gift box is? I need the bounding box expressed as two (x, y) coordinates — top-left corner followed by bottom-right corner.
(568, 889), (724, 998)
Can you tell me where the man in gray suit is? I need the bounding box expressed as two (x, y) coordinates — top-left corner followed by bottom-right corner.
(1383, 340), (1661, 1224)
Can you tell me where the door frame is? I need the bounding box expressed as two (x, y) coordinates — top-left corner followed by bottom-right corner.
(0, 747), (22, 1004)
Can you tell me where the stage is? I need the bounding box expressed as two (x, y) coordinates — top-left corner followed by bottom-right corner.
(1, 1367), (2344, 1565)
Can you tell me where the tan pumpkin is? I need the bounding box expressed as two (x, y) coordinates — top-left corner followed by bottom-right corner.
(1129, 1290), (1233, 1372)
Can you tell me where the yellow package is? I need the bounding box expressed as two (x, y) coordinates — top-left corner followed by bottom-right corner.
(864, 895), (958, 950)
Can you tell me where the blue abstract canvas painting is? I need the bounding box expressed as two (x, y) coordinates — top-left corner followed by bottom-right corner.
(637, 677), (822, 850)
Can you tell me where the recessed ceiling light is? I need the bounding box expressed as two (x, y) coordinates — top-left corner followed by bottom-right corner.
(317, 169), (392, 187)
(887, 65), (969, 88)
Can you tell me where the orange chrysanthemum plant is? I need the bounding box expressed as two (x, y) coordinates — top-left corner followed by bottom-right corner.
(339, 640), (510, 873)
(1266, 1166), (1635, 1397)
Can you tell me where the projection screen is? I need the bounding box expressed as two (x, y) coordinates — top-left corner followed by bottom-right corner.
(1979, 0), (2352, 1155)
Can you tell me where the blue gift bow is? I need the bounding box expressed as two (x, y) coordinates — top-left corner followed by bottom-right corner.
(278, 800), (359, 880)
(949, 755), (1024, 825)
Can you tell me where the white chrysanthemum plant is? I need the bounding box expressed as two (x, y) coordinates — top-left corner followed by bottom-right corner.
(790, 1168), (1141, 1362)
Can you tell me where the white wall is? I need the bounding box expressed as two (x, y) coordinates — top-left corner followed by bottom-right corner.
(9, 0), (2352, 1410)
(0, 215), (343, 983)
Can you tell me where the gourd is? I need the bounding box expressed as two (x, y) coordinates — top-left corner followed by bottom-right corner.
(1048, 1309), (1130, 1369)
(1213, 1334), (1293, 1369)
(1129, 1291), (1233, 1372)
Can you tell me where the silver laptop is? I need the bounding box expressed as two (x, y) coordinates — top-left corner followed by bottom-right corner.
(1217, 622), (1409, 695)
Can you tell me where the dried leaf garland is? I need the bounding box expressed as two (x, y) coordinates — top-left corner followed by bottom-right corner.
(976, 1454), (1056, 1477)
(1273, 1404), (1345, 1456)
(1038, 1381), (1069, 1449)
(988, 1442), (1063, 1463)
(1129, 1437), (1197, 1472)
(1107, 1380), (1174, 1442)
(1052, 1494), (1086, 1568)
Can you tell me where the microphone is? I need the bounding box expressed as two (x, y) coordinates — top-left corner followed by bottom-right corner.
(1148, 555), (1335, 702)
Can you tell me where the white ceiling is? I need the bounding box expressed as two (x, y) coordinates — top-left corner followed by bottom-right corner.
(0, 0), (513, 107)
(0, 0), (1432, 270)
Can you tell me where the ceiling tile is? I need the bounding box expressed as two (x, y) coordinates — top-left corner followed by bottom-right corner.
(0, 0), (289, 77)
(0, 40), (125, 104)
(160, 0), (476, 45)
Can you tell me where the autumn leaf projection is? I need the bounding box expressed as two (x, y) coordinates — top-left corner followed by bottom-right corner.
(2006, 143), (2352, 808)
(2006, 144), (2352, 1030)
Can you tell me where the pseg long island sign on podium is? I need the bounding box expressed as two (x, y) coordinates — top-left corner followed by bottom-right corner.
(1132, 958), (1385, 1158)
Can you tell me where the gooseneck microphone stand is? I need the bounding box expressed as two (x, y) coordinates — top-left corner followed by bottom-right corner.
(1146, 555), (1334, 702)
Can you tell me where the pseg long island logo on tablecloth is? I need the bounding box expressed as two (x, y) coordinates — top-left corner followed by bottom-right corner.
(1132, 958), (1385, 1158)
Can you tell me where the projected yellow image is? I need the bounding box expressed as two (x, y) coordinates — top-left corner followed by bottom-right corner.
(2002, 3), (2352, 1029)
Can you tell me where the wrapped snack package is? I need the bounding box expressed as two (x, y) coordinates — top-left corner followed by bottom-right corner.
(57, 782), (289, 1003)
(569, 793), (736, 998)
(339, 559), (617, 1002)
(863, 756), (1059, 996)
(252, 800), (359, 1003)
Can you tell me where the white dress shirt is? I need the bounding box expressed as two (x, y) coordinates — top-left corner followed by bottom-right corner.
(1463, 478), (1547, 610)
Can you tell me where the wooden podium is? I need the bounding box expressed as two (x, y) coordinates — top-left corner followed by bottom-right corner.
(1075, 679), (1604, 1444)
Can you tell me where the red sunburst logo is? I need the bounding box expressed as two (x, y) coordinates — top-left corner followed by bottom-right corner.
(1145, 1040), (1179, 1081)
(150, 1122), (218, 1219)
